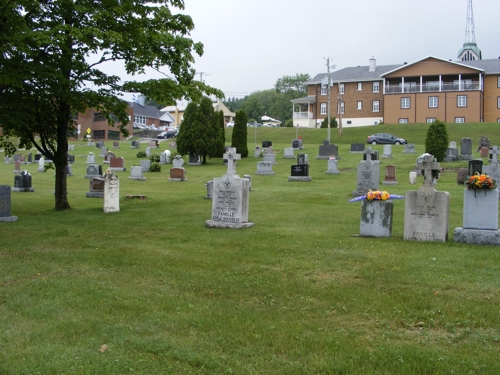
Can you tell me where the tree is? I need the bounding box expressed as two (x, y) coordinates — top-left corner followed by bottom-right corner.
(240, 95), (264, 122)
(231, 110), (248, 158)
(320, 116), (338, 128)
(176, 97), (222, 164)
(0, 1), (221, 210)
(214, 110), (225, 158)
(425, 119), (449, 162)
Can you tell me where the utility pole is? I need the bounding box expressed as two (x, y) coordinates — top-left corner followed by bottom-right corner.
(338, 89), (343, 136)
(324, 58), (336, 142)
(198, 71), (209, 83)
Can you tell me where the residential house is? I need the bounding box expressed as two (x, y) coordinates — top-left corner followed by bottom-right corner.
(161, 99), (235, 127)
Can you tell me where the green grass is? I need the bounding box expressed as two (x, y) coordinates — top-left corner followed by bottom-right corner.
(0, 123), (499, 374)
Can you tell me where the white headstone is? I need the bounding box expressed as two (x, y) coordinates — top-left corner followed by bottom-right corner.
(103, 172), (120, 213)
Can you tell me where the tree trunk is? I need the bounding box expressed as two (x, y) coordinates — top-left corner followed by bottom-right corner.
(54, 119), (71, 211)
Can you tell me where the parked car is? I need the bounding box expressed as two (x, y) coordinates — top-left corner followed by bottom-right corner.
(366, 133), (407, 145)
(158, 131), (177, 139)
(226, 121), (234, 127)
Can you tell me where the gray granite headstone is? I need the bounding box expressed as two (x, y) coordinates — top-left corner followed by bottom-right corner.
(326, 158), (340, 174)
(85, 164), (102, 179)
(283, 148), (295, 159)
(468, 159), (483, 176)
(204, 180), (213, 199)
(316, 140), (340, 160)
(360, 200), (393, 238)
(129, 166), (146, 180)
(0, 185), (18, 222)
(461, 138), (472, 160)
(403, 144), (416, 154)
(262, 153), (277, 165)
(86, 177), (105, 198)
(255, 161), (275, 175)
(350, 143), (365, 153)
(382, 144), (393, 159)
(172, 157), (184, 168)
(443, 148), (459, 162)
(140, 160), (151, 172)
(352, 150), (380, 196)
(86, 153), (96, 164)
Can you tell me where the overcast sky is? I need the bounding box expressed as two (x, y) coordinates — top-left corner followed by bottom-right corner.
(103, 0), (500, 100)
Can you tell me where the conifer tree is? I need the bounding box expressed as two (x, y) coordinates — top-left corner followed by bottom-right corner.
(214, 110), (225, 157)
(231, 110), (249, 157)
(425, 119), (449, 162)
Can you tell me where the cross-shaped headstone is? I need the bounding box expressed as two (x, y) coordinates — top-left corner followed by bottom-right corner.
(223, 147), (241, 175)
(417, 154), (440, 187)
(490, 145), (499, 162)
(363, 146), (372, 162)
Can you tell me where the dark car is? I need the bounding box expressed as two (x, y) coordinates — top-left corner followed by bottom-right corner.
(158, 131), (177, 139)
(367, 133), (407, 145)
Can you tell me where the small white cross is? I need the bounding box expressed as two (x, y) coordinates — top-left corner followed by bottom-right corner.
(418, 154), (440, 187)
(223, 147), (241, 175)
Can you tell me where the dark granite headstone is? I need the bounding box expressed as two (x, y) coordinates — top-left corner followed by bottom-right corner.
(468, 160), (483, 176)
(291, 164), (309, 176)
(350, 143), (365, 152)
(262, 141), (272, 148)
(297, 153), (306, 165)
(317, 140), (339, 159)
(0, 185), (18, 222)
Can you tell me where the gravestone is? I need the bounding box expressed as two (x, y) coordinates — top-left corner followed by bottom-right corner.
(149, 140), (159, 148)
(12, 171), (34, 192)
(350, 143), (365, 153)
(34, 154), (42, 162)
(140, 160), (151, 172)
(360, 200), (393, 238)
(68, 144), (75, 151)
(262, 153), (277, 165)
(4, 156), (12, 164)
(480, 147), (489, 158)
(145, 147), (152, 157)
(449, 141), (457, 149)
(468, 159), (483, 176)
(99, 147), (108, 158)
(460, 138), (472, 160)
(254, 146), (261, 158)
(243, 175), (252, 191)
(316, 140), (340, 160)
(188, 154), (201, 166)
(255, 161), (275, 175)
(169, 142), (177, 148)
(382, 165), (398, 185)
(363, 149), (379, 161)
(454, 188), (500, 245)
(110, 157), (126, 172)
(326, 157), (340, 175)
(297, 153), (308, 165)
(103, 151), (115, 164)
(85, 164), (102, 179)
(206, 148), (254, 229)
(27, 153), (33, 164)
(352, 148), (380, 196)
(13, 154), (20, 163)
(87, 140), (94, 147)
(13, 161), (20, 173)
(292, 139), (303, 149)
(129, 166), (146, 181)
(409, 171), (417, 184)
(168, 167), (186, 181)
(96, 141), (105, 148)
(103, 172), (120, 213)
(0, 186), (18, 222)
(382, 144), (393, 159)
(112, 141), (120, 149)
(37, 157), (45, 172)
(265, 146), (274, 155)
(404, 154), (449, 242)
(172, 157), (184, 169)
(262, 140), (272, 148)
(288, 164), (311, 182)
(66, 165), (73, 176)
(86, 153), (96, 164)
(86, 177), (105, 198)
(403, 143), (416, 154)
(443, 148), (459, 162)
(19, 155), (26, 164)
(67, 154), (75, 164)
(130, 140), (140, 148)
(204, 180), (213, 200)
(283, 148), (295, 159)
(477, 135), (490, 151)
(456, 168), (468, 185)
(222, 148), (240, 172)
(489, 145), (499, 163)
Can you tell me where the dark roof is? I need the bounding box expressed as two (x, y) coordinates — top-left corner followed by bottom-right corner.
(459, 59), (500, 74)
(131, 102), (166, 119)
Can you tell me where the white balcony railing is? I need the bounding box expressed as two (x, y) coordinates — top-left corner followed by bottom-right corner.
(385, 81), (481, 94)
(293, 112), (314, 119)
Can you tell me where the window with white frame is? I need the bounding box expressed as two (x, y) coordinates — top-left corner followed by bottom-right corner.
(498, 97), (500, 109)
(320, 103), (327, 115)
(321, 85), (327, 95)
(401, 97), (410, 109)
(372, 100), (380, 112)
(357, 101), (362, 110)
(398, 118), (408, 124)
(339, 84), (344, 94)
(455, 117), (465, 123)
(426, 118), (436, 123)
(457, 95), (467, 107)
(357, 82), (362, 91)
(373, 82), (379, 93)
(498, 76), (500, 88)
(498, 118), (500, 122)
(134, 115), (146, 125)
(428, 96), (438, 108)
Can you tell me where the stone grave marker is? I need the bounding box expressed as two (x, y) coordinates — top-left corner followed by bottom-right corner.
(283, 148), (295, 159)
(67, 154), (75, 164)
(99, 147), (108, 158)
(130, 140), (140, 148)
(468, 159), (483, 176)
(112, 141), (120, 149)
(292, 138), (303, 149)
(204, 180), (213, 200)
(86, 152), (96, 164)
(172, 156), (184, 168)
(169, 167), (186, 181)
(255, 161), (275, 175)
(403, 143), (416, 154)
(489, 145), (499, 163)
(382, 144), (393, 159)
(456, 168), (468, 185)
(350, 143), (365, 153)
(4, 156), (12, 164)
(404, 154), (449, 242)
(262, 140), (272, 148)
(288, 164), (311, 182)
(316, 140), (340, 160)
(443, 147), (459, 162)
(0, 185), (18, 222)
(188, 153), (201, 166)
(145, 147), (152, 157)
(477, 135), (490, 151)
(480, 147), (489, 158)
(254, 146), (261, 158)
(352, 148), (380, 196)
(13, 171), (34, 192)
(27, 153), (33, 164)
(34, 154), (42, 162)
(449, 141), (457, 149)
(409, 171), (417, 184)
(297, 153), (308, 165)
(129, 166), (146, 181)
(96, 141), (105, 149)
(461, 138), (472, 160)
(149, 140), (158, 148)
(13, 154), (20, 163)
(169, 142), (177, 148)
(103, 172), (120, 213)
(110, 157), (126, 172)
(265, 146), (274, 155)
(86, 177), (105, 198)
(363, 149), (379, 161)
(262, 153), (277, 165)
(206, 148), (254, 229)
(103, 151), (115, 164)
(19, 155), (26, 164)
(382, 165), (398, 185)
(37, 157), (45, 172)
(85, 164), (102, 179)
(13, 160), (21, 173)
(140, 160), (151, 172)
(360, 199), (393, 238)
(243, 175), (252, 191)
(66, 165), (73, 176)
(326, 157), (340, 175)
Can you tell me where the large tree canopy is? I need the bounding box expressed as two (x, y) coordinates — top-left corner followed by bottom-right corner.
(0, 0), (222, 210)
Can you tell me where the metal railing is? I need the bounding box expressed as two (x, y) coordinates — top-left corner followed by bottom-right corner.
(385, 82), (481, 94)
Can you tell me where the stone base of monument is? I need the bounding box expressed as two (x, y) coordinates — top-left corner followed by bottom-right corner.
(454, 228), (500, 245)
(288, 176), (312, 182)
(316, 155), (341, 160)
(0, 216), (18, 222)
(255, 171), (275, 175)
(283, 156), (295, 159)
(460, 155), (472, 161)
(168, 177), (187, 182)
(205, 220), (255, 229)
(37, 168), (45, 173)
(326, 170), (340, 175)
(12, 187), (35, 192)
(109, 167), (126, 172)
(129, 176), (146, 181)
(382, 154), (393, 159)
(86, 192), (103, 198)
(382, 181), (398, 185)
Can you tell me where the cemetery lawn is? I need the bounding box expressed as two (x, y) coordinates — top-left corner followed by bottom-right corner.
(1, 123), (499, 374)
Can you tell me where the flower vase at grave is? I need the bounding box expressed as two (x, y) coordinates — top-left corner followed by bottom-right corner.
(360, 199), (393, 238)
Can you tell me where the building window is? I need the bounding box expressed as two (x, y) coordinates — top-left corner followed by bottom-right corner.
(429, 96), (438, 108)
(498, 97), (500, 109)
(401, 97), (410, 109)
(498, 76), (500, 88)
(320, 103), (327, 115)
(357, 101), (362, 110)
(93, 112), (105, 122)
(339, 84), (344, 94)
(398, 118), (408, 124)
(373, 82), (379, 93)
(134, 115), (146, 125)
(426, 118), (436, 123)
(457, 95), (467, 107)
(93, 130), (105, 139)
(357, 82), (362, 91)
(455, 117), (465, 123)
(372, 100), (380, 112)
(321, 85), (327, 95)
(108, 130), (120, 140)
(498, 118), (500, 122)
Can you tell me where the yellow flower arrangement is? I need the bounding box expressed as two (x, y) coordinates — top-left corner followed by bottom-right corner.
(465, 172), (497, 190)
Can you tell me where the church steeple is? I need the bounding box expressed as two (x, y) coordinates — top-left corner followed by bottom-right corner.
(458, 0), (482, 61)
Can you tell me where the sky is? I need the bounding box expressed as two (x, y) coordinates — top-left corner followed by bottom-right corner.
(100, 0), (500, 100)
